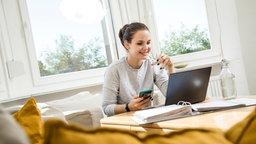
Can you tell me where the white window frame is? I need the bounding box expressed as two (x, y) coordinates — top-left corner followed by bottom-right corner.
(18, 0), (117, 94)
(0, 47), (8, 100)
(0, 0), (224, 99)
(141, 0), (222, 69)
(0, 1), (9, 100)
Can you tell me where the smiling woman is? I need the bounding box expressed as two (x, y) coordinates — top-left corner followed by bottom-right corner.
(102, 22), (174, 116)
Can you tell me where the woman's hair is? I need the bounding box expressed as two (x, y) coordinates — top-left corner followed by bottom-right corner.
(118, 22), (149, 48)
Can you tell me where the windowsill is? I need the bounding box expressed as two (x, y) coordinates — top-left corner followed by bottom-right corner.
(0, 82), (104, 104)
(0, 69), (106, 103)
(33, 57), (222, 97)
(174, 56), (222, 72)
(1, 56), (222, 103)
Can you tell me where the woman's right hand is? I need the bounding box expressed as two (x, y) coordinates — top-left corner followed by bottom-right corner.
(128, 95), (151, 111)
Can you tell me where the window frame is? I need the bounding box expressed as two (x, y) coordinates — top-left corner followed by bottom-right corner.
(3, 0), (223, 97)
(18, 0), (117, 93)
(143, 0), (222, 68)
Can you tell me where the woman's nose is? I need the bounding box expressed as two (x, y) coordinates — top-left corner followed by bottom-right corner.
(143, 44), (150, 50)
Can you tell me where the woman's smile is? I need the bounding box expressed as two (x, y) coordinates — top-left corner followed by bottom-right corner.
(139, 51), (149, 56)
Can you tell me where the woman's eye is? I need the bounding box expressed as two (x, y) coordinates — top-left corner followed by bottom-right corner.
(137, 43), (143, 45)
(147, 41), (151, 45)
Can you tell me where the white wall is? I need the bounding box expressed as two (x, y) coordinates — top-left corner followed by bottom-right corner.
(215, 0), (249, 95)
(235, 0), (256, 94)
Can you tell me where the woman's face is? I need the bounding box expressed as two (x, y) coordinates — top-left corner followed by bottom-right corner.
(125, 30), (151, 60)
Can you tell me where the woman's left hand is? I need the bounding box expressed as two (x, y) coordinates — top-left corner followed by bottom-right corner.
(156, 54), (174, 74)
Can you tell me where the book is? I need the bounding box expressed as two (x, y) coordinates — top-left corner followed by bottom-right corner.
(131, 105), (192, 124)
(191, 101), (245, 112)
(192, 98), (256, 112)
(131, 98), (256, 124)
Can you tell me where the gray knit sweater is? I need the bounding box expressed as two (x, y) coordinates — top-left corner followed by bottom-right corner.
(102, 57), (168, 116)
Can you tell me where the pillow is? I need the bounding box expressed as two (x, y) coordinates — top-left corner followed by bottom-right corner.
(37, 103), (66, 121)
(64, 109), (93, 127)
(86, 107), (105, 127)
(152, 90), (165, 106)
(5, 103), (66, 121)
(46, 91), (104, 127)
(46, 91), (102, 112)
(225, 107), (256, 144)
(3, 105), (23, 114)
(43, 119), (232, 144)
(13, 97), (44, 144)
(0, 105), (30, 144)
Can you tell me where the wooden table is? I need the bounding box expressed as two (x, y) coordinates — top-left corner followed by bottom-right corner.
(100, 96), (256, 133)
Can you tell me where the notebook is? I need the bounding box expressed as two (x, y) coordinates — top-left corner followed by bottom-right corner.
(165, 67), (212, 106)
(132, 97), (256, 124)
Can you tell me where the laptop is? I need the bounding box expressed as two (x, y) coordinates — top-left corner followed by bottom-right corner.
(164, 67), (212, 106)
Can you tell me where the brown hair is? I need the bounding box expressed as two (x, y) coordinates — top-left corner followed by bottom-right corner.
(118, 22), (149, 48)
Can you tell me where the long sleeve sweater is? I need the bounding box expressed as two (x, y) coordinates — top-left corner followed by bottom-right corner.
(102, 57), (169, 116)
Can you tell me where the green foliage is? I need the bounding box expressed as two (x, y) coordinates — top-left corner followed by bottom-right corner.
(38, 24), (210, 76)
(160, 24), (211, 56)
(38, 35), (107, 76)
(38, 61), (53, 76)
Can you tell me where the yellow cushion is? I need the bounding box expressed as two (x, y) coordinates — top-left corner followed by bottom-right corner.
(144, 129), (232, 144)
(226, 107), (256, 144)
(13, 98), (43, 144)
(44, 119), (232, 144)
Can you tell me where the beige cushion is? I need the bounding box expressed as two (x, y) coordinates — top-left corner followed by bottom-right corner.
(46, 91), (102, 111)
(5, 103), (66, 122)
(4, 105), (23, 114)
(152, 90), (165, 106)
(46, 91), (104, 127)
(64, 109), (93, 128)
(37, 103), (66, 121)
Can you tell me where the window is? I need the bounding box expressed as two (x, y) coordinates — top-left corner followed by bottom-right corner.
(26, 0), (111, 76)
(150, 0), (221, 64)
(19, 0), (115, 88)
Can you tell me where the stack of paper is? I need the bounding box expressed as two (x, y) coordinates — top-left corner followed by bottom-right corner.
(131, 98), (256, 124)
(192, 98), (256, 112)
(132, 105), (192, 124)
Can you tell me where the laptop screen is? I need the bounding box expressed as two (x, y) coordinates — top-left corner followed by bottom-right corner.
(165, 67), (212, 105)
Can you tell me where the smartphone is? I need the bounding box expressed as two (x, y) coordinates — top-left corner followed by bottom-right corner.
(139, 89), (153, 99)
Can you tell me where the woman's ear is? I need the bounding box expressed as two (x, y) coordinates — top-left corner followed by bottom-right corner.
(124, 40), (130, 50)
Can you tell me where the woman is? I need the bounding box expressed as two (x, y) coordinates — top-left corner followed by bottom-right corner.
(102, 22), (174, 116)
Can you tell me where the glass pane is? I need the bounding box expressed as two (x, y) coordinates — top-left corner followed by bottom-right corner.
(152, 0), (211, 56)
(26, 0), (109, 76)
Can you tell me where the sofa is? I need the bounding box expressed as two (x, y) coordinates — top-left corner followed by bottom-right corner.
(4, 91), (105, 128)
(1, 93), (256, 144)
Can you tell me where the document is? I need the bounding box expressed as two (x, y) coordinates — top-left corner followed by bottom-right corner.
(132, 105), (192, 124)
(191, 98), (256, 112)
(191, 101), (245, 112)
(131, 98), (256, 124)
